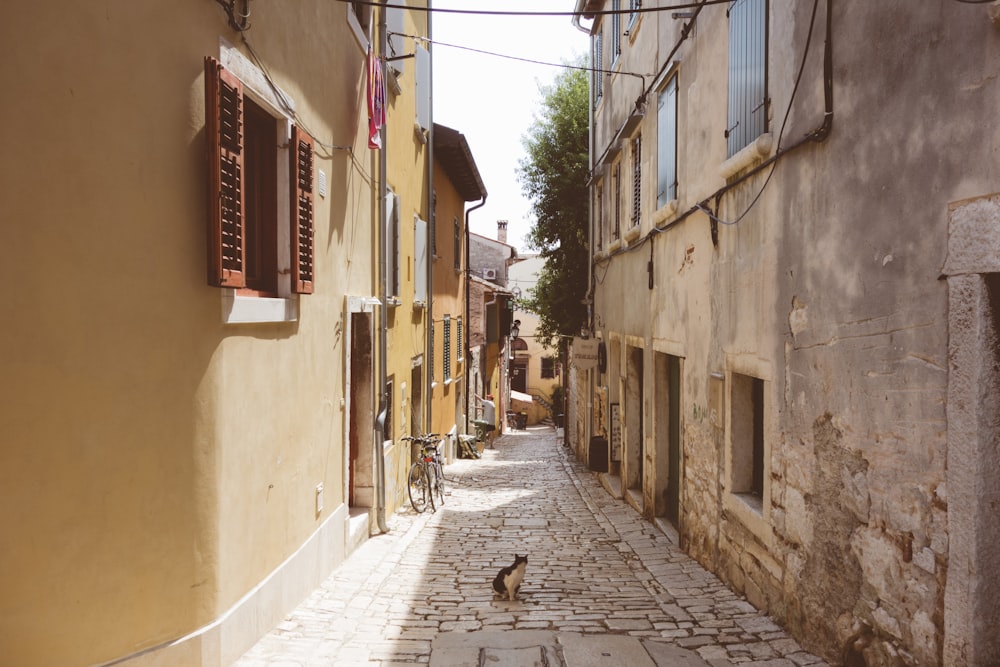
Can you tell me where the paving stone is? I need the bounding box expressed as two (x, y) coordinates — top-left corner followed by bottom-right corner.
(235, 428), (828, 667)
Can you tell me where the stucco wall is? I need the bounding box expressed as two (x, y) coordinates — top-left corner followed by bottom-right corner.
(0, 2), (376, 665)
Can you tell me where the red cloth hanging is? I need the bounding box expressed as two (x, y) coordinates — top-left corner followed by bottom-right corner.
(367, 47), (385, 150)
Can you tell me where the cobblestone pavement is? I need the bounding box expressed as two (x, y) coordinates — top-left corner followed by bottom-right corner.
(236, 427), (829, 667)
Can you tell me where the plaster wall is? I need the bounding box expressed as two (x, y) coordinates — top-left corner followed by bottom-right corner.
(0, 2), (376, 665)
(382, 2), (431, 513)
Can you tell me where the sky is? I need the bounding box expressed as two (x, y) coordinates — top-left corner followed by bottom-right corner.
(431, 1), (589, 253)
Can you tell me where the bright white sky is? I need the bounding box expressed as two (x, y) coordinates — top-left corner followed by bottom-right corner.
(432, 1), (589, 252)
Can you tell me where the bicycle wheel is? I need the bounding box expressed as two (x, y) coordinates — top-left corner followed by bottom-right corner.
(433, 463), (445, 508)
(407, 463), (429, 513)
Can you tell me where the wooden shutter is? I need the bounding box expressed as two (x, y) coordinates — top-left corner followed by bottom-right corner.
(290, 126), (315, 294)
(205, 57), (246, 288)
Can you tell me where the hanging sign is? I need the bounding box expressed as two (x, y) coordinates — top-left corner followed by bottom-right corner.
(573, 337), (599, 370)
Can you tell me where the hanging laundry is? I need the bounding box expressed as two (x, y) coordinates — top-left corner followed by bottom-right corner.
(367, 46), (385, 149)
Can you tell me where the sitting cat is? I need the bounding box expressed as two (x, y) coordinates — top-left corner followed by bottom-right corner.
(492, 554), (527, 601)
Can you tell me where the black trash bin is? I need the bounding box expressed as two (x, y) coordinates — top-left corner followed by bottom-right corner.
(588, 436), (609, 473)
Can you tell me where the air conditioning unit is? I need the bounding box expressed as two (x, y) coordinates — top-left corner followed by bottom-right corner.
(483, 268), (497, 280)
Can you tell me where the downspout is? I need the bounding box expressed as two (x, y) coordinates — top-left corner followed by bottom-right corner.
(463, 195), (487, 434)
(575, 0), (595, 455)
(374, 2), (389, 535)
(425, 1), (434, 437)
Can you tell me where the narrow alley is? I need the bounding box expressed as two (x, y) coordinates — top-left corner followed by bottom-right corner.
(236, 427), (828, 667)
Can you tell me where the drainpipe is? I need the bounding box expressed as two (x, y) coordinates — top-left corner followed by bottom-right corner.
(374, 2), (389, 535)
(463, 196), (487, 434)
(425, 1), (435, 437)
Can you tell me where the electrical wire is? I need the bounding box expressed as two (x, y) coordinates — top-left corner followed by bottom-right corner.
(391, 31), (656, 82)
(240, 33), (355, 159)
(338, 0), (735, 17)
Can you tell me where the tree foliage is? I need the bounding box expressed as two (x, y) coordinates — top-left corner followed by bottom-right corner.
(517, 61), (590, 350)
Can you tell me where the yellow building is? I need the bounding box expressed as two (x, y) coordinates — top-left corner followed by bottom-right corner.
(375, 0), (434, 513)
(429, 124), (487, 456)
(1, 2), (381, 665)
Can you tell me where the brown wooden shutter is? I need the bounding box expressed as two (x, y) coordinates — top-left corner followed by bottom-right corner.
(290, 126), (315, 294)
(205, 57), (246, 288)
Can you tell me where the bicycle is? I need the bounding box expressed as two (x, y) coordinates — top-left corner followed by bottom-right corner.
(402, 433), (445, 512)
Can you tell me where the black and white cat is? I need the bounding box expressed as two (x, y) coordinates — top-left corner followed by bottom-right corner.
(492, 554), (527, 601)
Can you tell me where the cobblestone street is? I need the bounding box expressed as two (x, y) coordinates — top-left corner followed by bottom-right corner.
(236, 427), (828, 667)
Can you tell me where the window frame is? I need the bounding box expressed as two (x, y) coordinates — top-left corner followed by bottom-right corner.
(348, 1), (372, 49)
(611, 0), (622, 67)
(593, 29), (604, 108)
(613, 161), (622, 241)
(628, 0), (642, 29)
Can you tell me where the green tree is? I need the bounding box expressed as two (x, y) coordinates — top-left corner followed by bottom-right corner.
(517, 60), (590, 350)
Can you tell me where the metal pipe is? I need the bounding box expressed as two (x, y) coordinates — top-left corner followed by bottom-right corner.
(463, 196), (487, 435)
(425, 0), (435, 436)
(374, 0), (389, 535)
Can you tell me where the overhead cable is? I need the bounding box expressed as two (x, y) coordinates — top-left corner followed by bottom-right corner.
(391, 31), (656, 82)
(337, 0), (734, 17)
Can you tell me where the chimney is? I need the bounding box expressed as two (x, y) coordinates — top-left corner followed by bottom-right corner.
(497, 220), (508, 245)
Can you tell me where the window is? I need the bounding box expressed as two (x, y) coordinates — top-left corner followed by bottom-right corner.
(613, 162), (621, 241)
(384, 377), (394, 442)
(386, 5), (405, 76)
(453, 216), (461, 271)
(631, 134), (642, 227)
(415, 45), (431, 132)
(657, 76), (678, 207)
(386, 192), (400, 299)
(726, 0), (768, 158)
(348, 1), (372, 47)
(429, 322), (435, 383)
(430, 193), (438, 258)
(541, 356), (557, 379)
(611, 0), (621, 66)
(731, 372), (765, 502)
(415, 216), (428, 304)
(629, 0), (642, 28)
(443, 316), (452, 382)
(593, 29), (603, 107)
(596, 183), (604, 250)
(456, 316), (463, 362)
(205, 57), (314, 296)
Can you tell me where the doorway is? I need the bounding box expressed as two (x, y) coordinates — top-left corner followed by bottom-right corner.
(654, 352), (682, 528)
(348, 312), (374, 508)
(624, 345), (644, 501)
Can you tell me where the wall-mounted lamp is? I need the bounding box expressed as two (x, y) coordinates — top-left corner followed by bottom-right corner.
(510, 320), (521, 340)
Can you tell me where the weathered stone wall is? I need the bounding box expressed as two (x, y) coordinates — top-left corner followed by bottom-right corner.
(583, 1), (1000, 665)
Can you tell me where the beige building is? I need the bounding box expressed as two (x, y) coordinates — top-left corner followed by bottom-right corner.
(573, 0), (1000, 665)
(507, 255), (562, 425)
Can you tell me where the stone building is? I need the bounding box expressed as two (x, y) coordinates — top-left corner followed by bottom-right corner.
(570, 0), (1000, 664)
